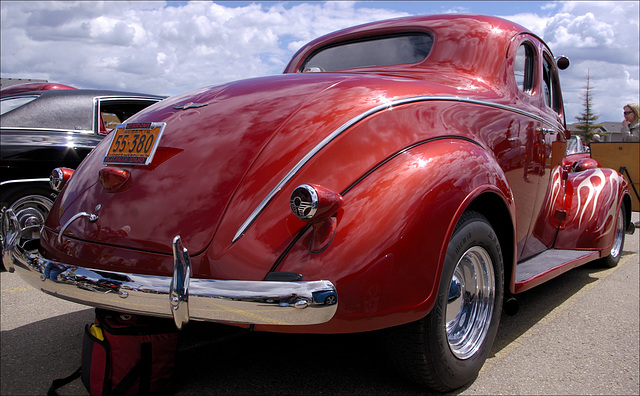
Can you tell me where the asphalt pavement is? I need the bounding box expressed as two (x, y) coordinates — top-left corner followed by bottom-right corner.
(1, 213), (638, 395)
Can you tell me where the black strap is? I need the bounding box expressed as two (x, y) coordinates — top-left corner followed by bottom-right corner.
(47, 367), (82, 396)
(110, 342), (152, 395)
(110, 360), (141, 395)
(139, 342), (152, 393)
(48, 346), (150, 396)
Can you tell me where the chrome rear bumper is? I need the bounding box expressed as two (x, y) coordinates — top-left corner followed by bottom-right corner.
(2, 210), (337, 329)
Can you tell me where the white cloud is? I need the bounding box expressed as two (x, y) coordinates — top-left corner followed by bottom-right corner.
(1, 1), (407, 94)
(1, 1), (638, 123)
(537, 1), (639, 123)
(496, 1), (639, 122)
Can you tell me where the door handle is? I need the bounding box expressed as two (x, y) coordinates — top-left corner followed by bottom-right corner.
(537, 127), (555, 135)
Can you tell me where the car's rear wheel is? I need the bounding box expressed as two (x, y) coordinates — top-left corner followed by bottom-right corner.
(1, 186), (55, 270)
(599, 204), (626, 268)
(382, 211), (504, 392)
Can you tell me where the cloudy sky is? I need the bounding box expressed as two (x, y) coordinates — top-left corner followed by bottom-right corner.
(1, 1), (638, 123)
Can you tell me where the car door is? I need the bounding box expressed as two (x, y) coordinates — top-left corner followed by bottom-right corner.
(509, 38), (557, 261)
(528, 51), (568, 255)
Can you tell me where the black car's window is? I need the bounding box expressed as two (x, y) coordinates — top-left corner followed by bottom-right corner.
(97, 99), (160, 134)
(301, 33), (433, 72)
(543, 54), (561, 114)
(101, 112), (121, 132)
(0, 96), (38, 116)
(514, 43), (535, 93)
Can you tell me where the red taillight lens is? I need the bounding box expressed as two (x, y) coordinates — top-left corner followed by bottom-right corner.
(574, 158), (600, 172)
(99, 167), (131, 193)
(49, 167), (75, 192)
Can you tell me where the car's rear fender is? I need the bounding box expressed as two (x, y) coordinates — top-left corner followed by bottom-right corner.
(259, 138), (513, 334)
(555, 167), (629, 252)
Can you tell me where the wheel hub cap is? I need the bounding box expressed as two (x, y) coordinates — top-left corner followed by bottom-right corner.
(445, 246), (495, 359)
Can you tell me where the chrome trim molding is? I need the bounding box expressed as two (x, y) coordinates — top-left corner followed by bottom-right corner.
(1, 178), (50, 187)
(0, 126), (94, 134)
(233, 95), (562, 242)
(3, 221), (338, 328)
(58, 212), (99, 245)
(170, 235), (191, 329)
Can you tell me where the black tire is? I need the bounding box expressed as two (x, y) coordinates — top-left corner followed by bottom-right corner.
(324, 295), (337, 305)
(382, 211), (504, 392)
(599, 204), (626, 268)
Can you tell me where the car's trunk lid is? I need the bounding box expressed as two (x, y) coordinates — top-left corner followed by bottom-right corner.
(47, 74), (355, 255)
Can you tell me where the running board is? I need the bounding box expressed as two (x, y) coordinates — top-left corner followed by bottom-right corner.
(514, 249), (600, 293)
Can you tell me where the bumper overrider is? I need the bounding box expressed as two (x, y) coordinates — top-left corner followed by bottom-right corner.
(2, 209), (337, 329)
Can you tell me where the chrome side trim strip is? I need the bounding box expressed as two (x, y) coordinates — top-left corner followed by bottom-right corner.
(233, 95), (562, 242)
(0, 178), (50, 187)
(3, 225), (338, 328)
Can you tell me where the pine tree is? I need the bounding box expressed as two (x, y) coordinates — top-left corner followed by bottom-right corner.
(574, 69), (604, 142)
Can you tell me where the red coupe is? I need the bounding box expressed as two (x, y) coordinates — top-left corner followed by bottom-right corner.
(4, 14), (633, 391)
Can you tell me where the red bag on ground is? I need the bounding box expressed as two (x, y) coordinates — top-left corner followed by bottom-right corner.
(50, 309), (178, 396)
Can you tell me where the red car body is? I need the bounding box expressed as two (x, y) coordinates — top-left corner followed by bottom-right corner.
(4, 14), (632, 391)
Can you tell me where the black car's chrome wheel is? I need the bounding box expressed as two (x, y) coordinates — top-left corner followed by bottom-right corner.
(1, 187), (55, 267)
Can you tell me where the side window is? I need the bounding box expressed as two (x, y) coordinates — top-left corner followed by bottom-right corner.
(543, 55), (561, 114)
(0, 95), (38, 115)
(514, 43), (535, 93)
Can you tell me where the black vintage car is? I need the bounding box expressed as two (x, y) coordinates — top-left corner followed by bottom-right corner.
(0, 86), (163, 265)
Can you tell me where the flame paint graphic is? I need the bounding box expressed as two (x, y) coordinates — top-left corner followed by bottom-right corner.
(545, 167), (563, 218)
(575, 169), (619, 233)
(594, 172), (619, 235)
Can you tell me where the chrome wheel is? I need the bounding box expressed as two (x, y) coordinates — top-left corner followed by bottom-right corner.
(4, 194), (53, 245)
(380, 211), (503, 392)
(600, 204), (626, 268)
(445, 246), (495, 359)
(610, 208), (624, 259)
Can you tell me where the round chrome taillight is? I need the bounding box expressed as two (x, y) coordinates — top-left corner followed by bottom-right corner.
(290, 184), (319, 220)
(290, 184), (343, 222)
(49, 167), (74, 192)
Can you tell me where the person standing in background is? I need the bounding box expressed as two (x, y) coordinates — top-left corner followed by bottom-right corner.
(621, 103), (639, 141)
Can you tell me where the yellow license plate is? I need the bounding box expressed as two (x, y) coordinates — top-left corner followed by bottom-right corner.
(103, 122), (165, 165)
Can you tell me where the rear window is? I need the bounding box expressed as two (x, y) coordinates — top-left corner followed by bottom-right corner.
(301, 33), (433, 73)
(0, 95), (38, 116)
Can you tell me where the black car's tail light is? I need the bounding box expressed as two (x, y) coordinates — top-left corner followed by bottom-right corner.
(50, 167), (74, 192)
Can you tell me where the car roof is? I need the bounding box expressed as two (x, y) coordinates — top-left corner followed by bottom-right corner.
(0, 82), (76, 96)
(284, 14), (540, 88)
(1, 89), (165, 132)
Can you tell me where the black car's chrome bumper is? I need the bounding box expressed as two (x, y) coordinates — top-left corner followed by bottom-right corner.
(2, 209), (337, 329)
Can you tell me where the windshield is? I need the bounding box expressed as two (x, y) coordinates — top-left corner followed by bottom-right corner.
(566, 136), (587, 155)
(301, 33), (433, 73)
